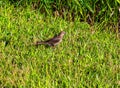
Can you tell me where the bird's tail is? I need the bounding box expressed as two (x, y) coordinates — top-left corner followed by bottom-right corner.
(35, 41), (46, 45)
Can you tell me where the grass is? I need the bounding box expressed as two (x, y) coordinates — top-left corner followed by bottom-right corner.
(0, 2), (120, 88)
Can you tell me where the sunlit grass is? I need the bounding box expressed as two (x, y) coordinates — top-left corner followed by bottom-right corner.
(0, 2), (120, 88)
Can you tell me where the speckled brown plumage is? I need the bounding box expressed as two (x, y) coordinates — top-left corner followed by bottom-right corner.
(35, 31), (65, 46)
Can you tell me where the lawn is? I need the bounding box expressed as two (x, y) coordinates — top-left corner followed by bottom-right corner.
(0, 2), (120, 88)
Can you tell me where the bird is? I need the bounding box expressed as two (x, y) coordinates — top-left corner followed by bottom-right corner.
(35, 31), (65, 46)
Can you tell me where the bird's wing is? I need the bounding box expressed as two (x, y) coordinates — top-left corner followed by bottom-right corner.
(45, 37), (61, 43)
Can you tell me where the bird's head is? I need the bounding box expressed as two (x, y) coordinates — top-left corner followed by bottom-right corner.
(59, 31), (65, 37)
